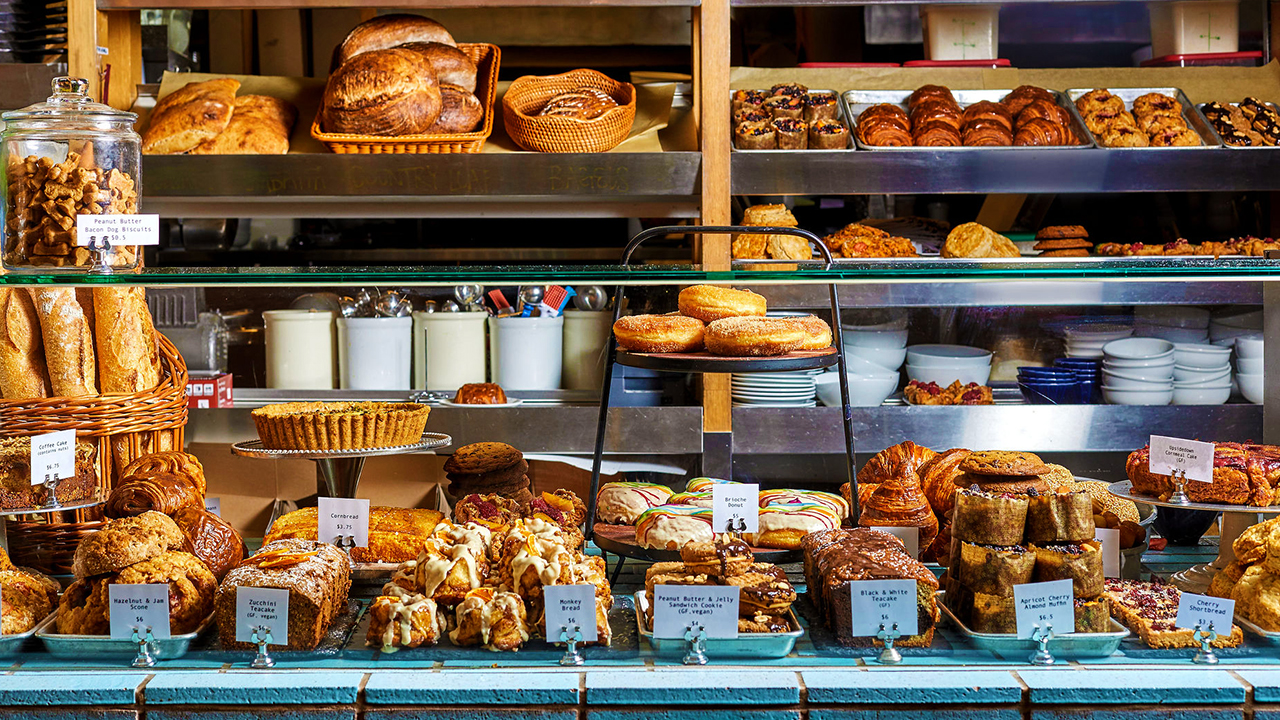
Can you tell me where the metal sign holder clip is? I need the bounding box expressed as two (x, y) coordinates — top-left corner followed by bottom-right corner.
(558, 623), (586, 666)
(1030, 624), (1056, 666)
(250, 625), (276, 668)
(130, 626), (157, 668)
(683, 621), (709, 666)
(875, 623), (903, 665)
(1193, 622), (1219, 664)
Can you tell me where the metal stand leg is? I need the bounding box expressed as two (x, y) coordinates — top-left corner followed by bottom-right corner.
(315, 457), (366, 498)
(609, 553), (626, 586)
(827, 281), (858, 522)
(1171, 510), (1257, 594)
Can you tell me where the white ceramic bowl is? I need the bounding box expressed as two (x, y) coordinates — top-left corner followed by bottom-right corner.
(905, 344), (993, 368)
(1238, 371), (1264, 404)
(1173, 365), (1232, 384)
(815, 372), (899, 408)
(1101, 356), (1175, 371)
(1065, 349), (1105, 359)
(1172, 343), (1232, 369)
(905, 364), (991, 386)
(843, 343), (906, 372)
(841, 352), (901, 379)
(1102, 368), (1173, 388)
(1236, 335), (1265, 359)
(1172, 385), (1232, 406)
(1238, 356), (1264, 375)
(1102, 386), (1174, 406)
(1135, 305), (1211, 329)
(843, 328), (909, 350)
(1136, 326), (1211, 345)
(1103, 337), (1175, 360)
(1063, 324), (1134, 341)
(841, 309), (909, 332)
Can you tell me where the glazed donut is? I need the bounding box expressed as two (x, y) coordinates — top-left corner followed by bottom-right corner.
(704, 317), (805, 357)
(613, 314), (704, 353)
(686, 477), (739, 493)
(759, 488), (850, 520)
(788, 315), (832, 350)
(677, 285), (767, 322)
(668, 491), (713, 508)
(746, 503), (842, 550)
(595, 481), (674, 525)
(635, 505), (714, 550)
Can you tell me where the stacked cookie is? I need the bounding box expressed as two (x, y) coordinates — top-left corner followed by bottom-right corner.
(644, 536), (797, 634)
(1034, 226), (1092, 258)
(443, 442), (531, 506)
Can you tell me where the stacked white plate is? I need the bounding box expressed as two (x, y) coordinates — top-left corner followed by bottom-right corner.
(1101, 337), (1174, 405)
(732, 370), (819, 407)
(1063, 323), (1133, 359)
(1170, 343), (1233, 405)
(1236, 335), (1264, 404)
(1133, 306), (1210, 344)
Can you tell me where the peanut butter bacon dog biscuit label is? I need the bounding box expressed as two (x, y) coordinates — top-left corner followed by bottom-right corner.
(108, 584), (171, 639)
(31, 429), (75, 487)
(653, 585), (740, 639)
(849, 579), (918, 636)
(544, 585), (598, 642)
(871, 526), (919, 559)
(75, 214), (160, 247)
(1149, 435), (1215, 482)
(1175, 592), (1234, 632)
(1013, 579), (1073, 639)
(318, 497), (370, 548)
(236, 587), (290, 645)
(713, 483), (759, 533)
(204, 497), (221, 517)
(1095, 527), (1121, 578)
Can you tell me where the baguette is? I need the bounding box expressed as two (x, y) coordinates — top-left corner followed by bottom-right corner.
(93, 287), (160, 394)
(0, 288), (50, 399)
(25, 288), (96, 397)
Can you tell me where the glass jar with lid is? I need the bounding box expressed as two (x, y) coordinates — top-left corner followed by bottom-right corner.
(1, 76), (141, 272)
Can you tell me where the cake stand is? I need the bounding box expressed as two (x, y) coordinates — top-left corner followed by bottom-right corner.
(232, 434), (452, 498)
(0, 491), (106, 554)
(1108, 480), (1280, 594)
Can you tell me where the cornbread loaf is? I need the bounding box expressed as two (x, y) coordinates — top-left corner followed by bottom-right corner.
(215, 539), (352, 651)
(0, 436), (98, 510)
(0, 287), (50, 399)
(190, 95), (297, 155)
(72, 511), (186, 579)
(333, 14), (456, 68)
(57, 550), (216, 635)
(251, 401), (430, 450)
(321, 49), (442, 136)
(93, 287), (161, 394)
(264, 506), (443, 563)
(171, 506), (245, 580)
(26, 288), (96, 397)
(142, 78), (240, 155)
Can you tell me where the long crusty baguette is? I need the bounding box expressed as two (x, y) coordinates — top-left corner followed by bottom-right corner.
(0, 287), (51, 399)
(26, 288), (97, 397)
(93, 287), (160, 394)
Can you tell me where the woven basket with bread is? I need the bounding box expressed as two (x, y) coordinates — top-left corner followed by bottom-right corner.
(503, 69), (637, 153)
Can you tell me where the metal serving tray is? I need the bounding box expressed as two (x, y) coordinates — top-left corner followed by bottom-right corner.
(1236, 615), (1280, 644)
(635, 590), (803, 659)
(937, 592), (1129, 660)
(1065, 87), (1220, 149)
(0, 611), (53, 657)
(841, 88), (1095, 151)
(1198, 99), (1280, 149)
(35, 612), (212, 661)
(731, 89), (852, 152)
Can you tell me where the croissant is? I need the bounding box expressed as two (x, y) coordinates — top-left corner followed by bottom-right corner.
(105, 471), (203, 518)
(857, 441), (938, 487)
(962, 121), (1012, 146)
(859, 123), (912, 147)
(859, 104), (910, 130)
(858, 452), (940, 550)
(912, 122), (962, 147)
(840, 481), (879, 516)
(907, 84), (956, 109)
(920, 448), (970, 517)
(1001, 85), (1056, 117)
(910, 101), (962, 130)
(962, 101), (1013, 132)
(1016, 99), (1070, 128)
(121, 451), (206, 495)
(1014, 117), (1066, 146)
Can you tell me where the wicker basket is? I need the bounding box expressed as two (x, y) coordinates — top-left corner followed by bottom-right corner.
(8, 519), (103, 575)
(502, 69), (637, 153)
(311, 43), (501, 154)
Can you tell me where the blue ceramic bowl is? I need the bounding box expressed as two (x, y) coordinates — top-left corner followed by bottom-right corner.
(1056, 358), (1101, 368)
(1020, 381), (1082, 404)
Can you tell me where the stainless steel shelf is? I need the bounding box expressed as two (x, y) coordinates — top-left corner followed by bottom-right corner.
(732, 404), (1262, 454)
(752, 279), (1264, 307)
(142, 153), (702, 219)
(105, 0), (695, 6)
(732, 149), (1280, 195)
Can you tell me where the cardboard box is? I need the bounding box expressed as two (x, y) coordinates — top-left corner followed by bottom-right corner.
(187, 372), (233, 408)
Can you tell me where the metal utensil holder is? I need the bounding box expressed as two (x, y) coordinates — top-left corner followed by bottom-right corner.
(1193, 622), (1219, 664)
(585, 226), (859, 578)
(1030, 624), (1056, 666)
(558, 623), (586, 666)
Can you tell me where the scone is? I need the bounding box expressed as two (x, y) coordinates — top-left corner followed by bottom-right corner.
(72, 511), (186, 579)
(57, 550), (216, 635)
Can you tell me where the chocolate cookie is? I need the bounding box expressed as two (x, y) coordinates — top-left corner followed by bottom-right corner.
(1039, 248), (1091, 257)
(1033, 238), (1094, 250)
(960, 450), (1052, 477)
(446, 459), (529, 489)
(443, 442), (523, 475)
(1036, 225), (1089, 240)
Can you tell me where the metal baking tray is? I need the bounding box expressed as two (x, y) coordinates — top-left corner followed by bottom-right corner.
(634, 590), (803, 659)
(35, 612), (212, 661)
(1198, 99), (1280, 149)
(937, 592), (1129, 660)
(0, 611), (53, 657)
(1236, 615), (1280, 644)
(1065, 87), (1220, 149)
(841, 88), (1095, 151)
(731, 89), (852, 152)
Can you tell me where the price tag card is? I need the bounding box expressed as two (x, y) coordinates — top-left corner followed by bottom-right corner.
(1013, 579), (1074, 639)
(1175, 592), (1234, 632)
(1095, 527), (1121, 578)
(871, 526), (919, 559)
(318, 497), (369, 548)
(235, 587), (290, 645)
(30, 429), (75, 487)
(652, 585), (739, 640)
(108, 584), (171, 640)
(204, 497), (221, 517)
(713, 483), (759, 534)
(849, 579), (919, 637)
(1149, 435), (1215, 483)
(543, 584), (598, 643)
(75, 214), (160, 247)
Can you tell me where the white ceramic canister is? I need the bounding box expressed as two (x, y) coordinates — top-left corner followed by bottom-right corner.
(562, 309), (613, 390)
(488, 315), (564, 390)
(413, 310), (488, 390)
(337, 316), (413, 390)
(263, 309), (335, 389)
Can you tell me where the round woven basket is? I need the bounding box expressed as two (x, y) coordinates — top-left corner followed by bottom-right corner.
(8, 519), (103, 575)
(502, 69), (637, 153)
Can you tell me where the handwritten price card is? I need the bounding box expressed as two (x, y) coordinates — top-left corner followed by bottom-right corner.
(1149, 435), (1215, 483)
(108, 584), (171, 639)
(652, 585), (739, 639)
(849, 579), (918, 637)
(1013, 579), (1073, 639)
(318, 497), (369, 547)
(544, 585), (598, 642)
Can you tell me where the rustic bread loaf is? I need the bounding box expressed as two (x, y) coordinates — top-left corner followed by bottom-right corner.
(0, 287), (50, 399)
(141, 78), (240, 155)
(26, 288), (96, 397)
(332, 14), (456, 69)
(93, 287), (161, 394)
(321, 48), (442, 136)
(191, 95), (297, 155)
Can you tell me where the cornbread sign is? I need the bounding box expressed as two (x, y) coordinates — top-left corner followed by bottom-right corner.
(318, 497), (369, 548)
(653, 585), (739, 639)
(108, 584), (170, 639)
(1149, 435), (1215, 483)
(236, 587), (290, 644)
(849, 579), (918, 636)
(544, 585), (598, 642)
(1013, 579), (1073, 639)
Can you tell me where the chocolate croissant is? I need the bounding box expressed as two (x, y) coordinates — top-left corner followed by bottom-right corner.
(1016, 99), (1070, 128)
(858, 120), (912, 147)
(1001, 85), (1056, 118)
(105, 471), (203, 518)
(962, 121), (1012, 146)
(962, 101), (1013, 133)
(912, 121), (962, 147)
(908, 84), (956, 109)
(859, 104), (910, 131)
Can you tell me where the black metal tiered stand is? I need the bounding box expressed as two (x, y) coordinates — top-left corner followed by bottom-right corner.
(586, 226), (860, 582)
